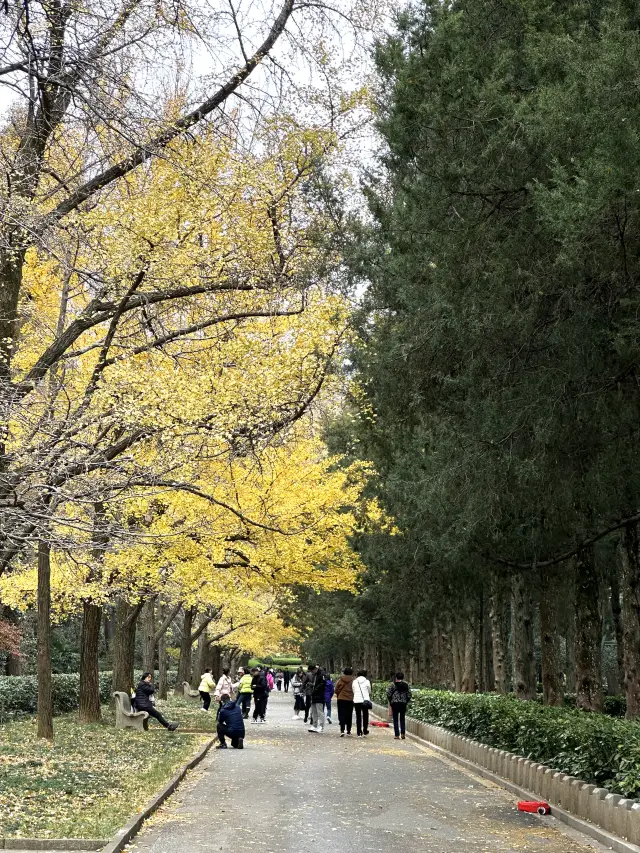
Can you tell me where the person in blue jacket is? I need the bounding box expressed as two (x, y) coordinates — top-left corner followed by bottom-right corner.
(324, 674), (335, 724)
(216, 693), (245, 749)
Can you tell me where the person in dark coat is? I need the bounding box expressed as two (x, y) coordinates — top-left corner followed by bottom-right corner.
(216, 694), (245, 749)
(283, 668), (291, 692)
(386, 671), (412, 739)
(251, 667), (269, 723)
(134, 672), (179, 730)
(308, 665), (327, 733)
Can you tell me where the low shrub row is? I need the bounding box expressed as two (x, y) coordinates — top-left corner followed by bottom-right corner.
(372, 685), (640, 798)
(0, 670), (178, 721)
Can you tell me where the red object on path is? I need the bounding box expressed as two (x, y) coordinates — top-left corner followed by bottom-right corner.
(518, 801), (550, 816)
(370, 720), (389, 727)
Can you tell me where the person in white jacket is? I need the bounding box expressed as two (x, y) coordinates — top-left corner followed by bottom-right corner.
(214, 668), (235, 704)
(352, 669), (372, 737)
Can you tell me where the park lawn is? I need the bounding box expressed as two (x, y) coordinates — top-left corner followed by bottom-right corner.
(154, 694), (220, 732)
(0, 714), (208, 840)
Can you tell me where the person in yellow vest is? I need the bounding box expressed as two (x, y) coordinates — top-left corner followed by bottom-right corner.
(234, 668), (253, 719)
(198, 668), (215, 711)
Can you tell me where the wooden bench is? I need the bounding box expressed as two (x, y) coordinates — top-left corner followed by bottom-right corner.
(113, 691), (149, 730)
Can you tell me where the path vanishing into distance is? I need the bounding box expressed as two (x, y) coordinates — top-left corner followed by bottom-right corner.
(129, 691), (608, 853)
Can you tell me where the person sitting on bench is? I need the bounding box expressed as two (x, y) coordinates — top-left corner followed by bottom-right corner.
(134, 672), (179, 731)
(216, 693), (245, 749)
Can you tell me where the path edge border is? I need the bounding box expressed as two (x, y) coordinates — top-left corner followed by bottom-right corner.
(371, 702), (640, 853)
(99, 736), (215, 853)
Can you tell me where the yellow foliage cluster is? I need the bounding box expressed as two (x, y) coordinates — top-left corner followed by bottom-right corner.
(2, 119), (378, 656)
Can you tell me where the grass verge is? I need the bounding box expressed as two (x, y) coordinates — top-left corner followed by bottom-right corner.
(0, 712), (208, 839)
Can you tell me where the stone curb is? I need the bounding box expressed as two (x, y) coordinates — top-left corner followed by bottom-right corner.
(99, 737), (216, 853)
(0, 842), (105, 850)
(371, 702), (640, 852)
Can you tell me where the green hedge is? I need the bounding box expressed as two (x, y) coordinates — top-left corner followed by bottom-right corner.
(0, 670), (178, 722)
(372, 685), (640, 798)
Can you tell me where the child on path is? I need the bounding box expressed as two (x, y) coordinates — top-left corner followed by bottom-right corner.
(235, 668), (253, 719)
(198, 668), (215, 711)
(324, 673), (334, 724)
(291, 667), (305, 719)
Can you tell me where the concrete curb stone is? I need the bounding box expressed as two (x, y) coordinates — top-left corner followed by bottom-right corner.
(0, 842), (105, 850)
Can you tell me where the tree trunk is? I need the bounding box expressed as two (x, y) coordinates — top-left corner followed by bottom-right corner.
(192, 627), (208, 689)
(104, 607), (115, 654)
(511, 572), (536, 700)
(78, 602), (102, 722)
(490, 578), (508, 693)
(79, 503), (107, 723)
(3, 607), (22, 675)
(540, 567), (563, 706)
(142, 598), (156, 674)
(620, 523), (640, 717)
(157, 603), (168, 700)
(452, 627), (463, 692)
(609, 549), (624, 696)
(177, 606), (195, 686)
(575, 545), (604, 712)
(37, 540), (53, 740)
(112, 599), (139, 694)
(461, 620), (476, 693)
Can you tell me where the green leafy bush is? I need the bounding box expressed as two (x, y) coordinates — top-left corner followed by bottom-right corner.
(0, 670), (178, 722)
(372, 685), (640, 797)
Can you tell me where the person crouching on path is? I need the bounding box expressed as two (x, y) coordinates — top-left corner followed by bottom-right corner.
(251, 667), (269, 723)
(198, 668), (215, 711)
(308, 665), (327, 733)
(324, 673), (334, 724)
(291, 667), (305, 719)
(235, 668), (253, 719)
(216, 693), (245, 749)
(353, 669), (372, 737)
(334, 667), (355, 736)
(135, 672), (179, 731)
(386, 671), (412, 739)
(214, 667), (234, 707)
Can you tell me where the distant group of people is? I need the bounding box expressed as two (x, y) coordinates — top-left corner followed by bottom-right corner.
(132, 665), (412, 745)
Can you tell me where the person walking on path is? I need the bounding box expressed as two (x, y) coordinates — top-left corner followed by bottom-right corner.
(353, 669), (372, 737)
(214, 668), (234, 704)
(308, 665), (327, 733)
(324, 673), (334, 724)
(275, 670), (284, 691)
(198, 668), (215, 711)
(266, 669), (275, 691)
(216, 693), (245, 749)
(235, 668), (253, 719)
(283, 669), (290, 692)
(334, 667), (355, 736)
(135, 672), (179, 731)
(251, 667), (269, 723)
(291, 667), (305, 719)
(301, 664), (315, 723)
(386, 672), (412, 739)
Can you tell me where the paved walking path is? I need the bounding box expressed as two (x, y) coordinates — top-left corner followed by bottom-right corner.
(130, 691), (607, 853)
